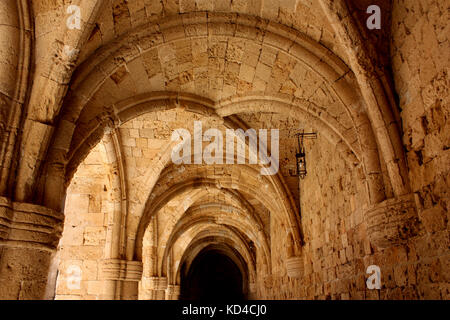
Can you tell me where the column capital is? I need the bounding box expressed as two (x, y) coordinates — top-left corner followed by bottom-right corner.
(100, 259), (143, 282)
(366, 193), (420, 249)
(286, 256), (304, 278)
(0, 197), (64, 252)
(147, 276), (168, 290)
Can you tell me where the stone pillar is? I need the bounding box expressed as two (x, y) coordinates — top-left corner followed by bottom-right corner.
(0, 197), (64, 299)
(366, 194), (420, 249)
(100, 259), (143, 300)
(139, 276), (168, 300)
(165, 284), (180, 300)
(247, 282), (258, 299)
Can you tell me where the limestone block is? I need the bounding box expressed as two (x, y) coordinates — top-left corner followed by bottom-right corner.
(87, 280), (103, 295)
(83, 227), (106, 246)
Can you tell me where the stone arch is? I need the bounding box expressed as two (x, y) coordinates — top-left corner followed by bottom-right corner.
(64, 91), (367, 199)
(0, 0), (32, 196)
(40, 12), (400, 300)
(174, 226), (257, 286)
(54, 136), (118, 300)
(318, 0), (411, 197)
(159, 202), (271, 276)
(100, 129), (129, 260)
(14, 0), (105, 202)
(135, 173), (295, 260)
(177, 242), (252, 298)
(37, 12), (390, 214)
(0, 0), (445, 302)
(50, 92), (369, 262)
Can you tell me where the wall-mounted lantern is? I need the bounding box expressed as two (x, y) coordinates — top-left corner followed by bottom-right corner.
(290, 131), (317, 179)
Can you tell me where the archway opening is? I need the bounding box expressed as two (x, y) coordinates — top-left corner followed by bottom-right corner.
(180, 249), (245, 301)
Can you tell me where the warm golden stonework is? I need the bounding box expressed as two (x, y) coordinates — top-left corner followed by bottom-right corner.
(0, 0), (448, 300)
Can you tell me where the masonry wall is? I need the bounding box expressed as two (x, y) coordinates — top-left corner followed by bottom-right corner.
(297, 136), (370, 299)
(266, 0), (450, 299)
(391, 0), (448, 217)
(54, 144), (110, 300)
(268, 131), (448, 299)
(51, 1), (449, 300)
(264, 0), (450, 300)
(263, 212), (301, 299)
(390, 0), (449, 298)
(264, 136), (371, 299)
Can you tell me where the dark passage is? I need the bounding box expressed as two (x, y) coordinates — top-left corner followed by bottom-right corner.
(180, 250), (244, 300)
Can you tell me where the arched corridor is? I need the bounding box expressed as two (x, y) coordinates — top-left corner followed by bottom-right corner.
(0, 0), (447, 300)
(180, 248), (245, 301)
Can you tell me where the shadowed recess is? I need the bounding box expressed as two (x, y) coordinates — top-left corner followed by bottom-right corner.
(180, 250), (245, 301)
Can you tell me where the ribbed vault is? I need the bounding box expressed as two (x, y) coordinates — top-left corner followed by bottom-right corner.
(2, 0), (444, 302)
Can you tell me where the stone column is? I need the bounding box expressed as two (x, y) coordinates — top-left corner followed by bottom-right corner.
(165, 284), (180, 300)
(100, 259), (143, 300)
(139, 276), (168, 300)
(366, 194), (420, 249)
(247, 282), (258, 299)
(0, 197), (64, 299)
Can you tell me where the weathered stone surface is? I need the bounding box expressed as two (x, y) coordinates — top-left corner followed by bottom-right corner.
(366, 194), (420, 249)
(0, 0), (447, 301)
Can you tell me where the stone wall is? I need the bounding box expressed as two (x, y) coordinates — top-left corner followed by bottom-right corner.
(390, 0), (449, 298)
(391, 0), (448, 231)
(54, 144), (110, 300)
(261, 135), (369, 299)
(296, 136), (370, 299)
(266, 132), (448, 299)
(257, 0), (450, 299)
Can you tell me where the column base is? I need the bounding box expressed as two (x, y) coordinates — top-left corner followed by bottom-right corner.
(139, 276), (168, 300)
(165, 284), (180, 300)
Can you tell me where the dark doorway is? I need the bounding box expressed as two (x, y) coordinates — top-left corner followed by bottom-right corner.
(180, 250), (244, 300)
